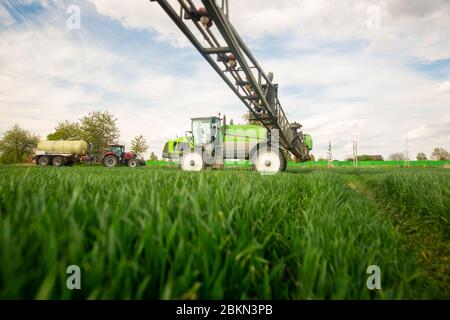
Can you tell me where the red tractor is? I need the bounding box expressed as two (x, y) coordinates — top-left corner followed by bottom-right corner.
(102, 144), (146, 168)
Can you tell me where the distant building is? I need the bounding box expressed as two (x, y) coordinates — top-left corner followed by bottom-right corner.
(360, 155), (384, 161)
(345, 155), (384, 161)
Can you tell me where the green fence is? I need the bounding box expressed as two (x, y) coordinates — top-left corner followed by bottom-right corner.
(288, 160), (450, 167)
(147, 160), (450, 167)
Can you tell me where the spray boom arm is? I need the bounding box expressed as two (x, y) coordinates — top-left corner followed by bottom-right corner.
(151, 0), (311, 161)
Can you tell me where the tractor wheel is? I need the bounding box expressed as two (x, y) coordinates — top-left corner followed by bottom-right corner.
(103, 155), (118, 167)
(38, 156), (50, 166)
(127, 159), (138, 168)
(52, 156), (65, 167)
(252, 148), (286, 174)
(180, 152), (204, 171)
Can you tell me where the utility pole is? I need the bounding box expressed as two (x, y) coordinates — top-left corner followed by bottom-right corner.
(353, 140), (358, 167)
(327, 141), (333, 168)
(352, 140), (355, 167)
(406, 139), (410, 167)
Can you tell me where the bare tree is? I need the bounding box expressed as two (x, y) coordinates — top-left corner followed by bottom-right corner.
(431, 147), (450, 160)
(389, 152), (406, 161)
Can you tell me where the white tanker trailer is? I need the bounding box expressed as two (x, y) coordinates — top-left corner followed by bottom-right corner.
(33, 140), (92, 166)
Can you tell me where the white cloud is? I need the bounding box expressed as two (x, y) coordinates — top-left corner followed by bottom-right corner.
(1, 0), (449, 160)
(0, 21), (241, 158)
(88, 0), (190, 47)
(0, 5), (14, 26)
(436, 81), (450, 94)
(88, 0), (450, 62)
(258, 50), (450, 159)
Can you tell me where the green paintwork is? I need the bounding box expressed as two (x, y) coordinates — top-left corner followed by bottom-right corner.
(162, 136), (193, 158)
(304, 134), (313, 151)
(223, 124), (267, 142)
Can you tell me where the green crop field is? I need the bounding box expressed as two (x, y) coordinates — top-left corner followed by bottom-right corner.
(0, 165), (448, 299)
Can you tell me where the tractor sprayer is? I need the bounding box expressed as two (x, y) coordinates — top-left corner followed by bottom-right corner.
(153, 0), (313, 173)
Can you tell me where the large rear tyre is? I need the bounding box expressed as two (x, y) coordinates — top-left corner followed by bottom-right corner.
(52, 156), (65, 167)
(103, 155), (118, 167)
(127, 158), (138, 168)
(253, 148), (286, 174)
(38, 156), (50, 166)
(181, 152), (204, 171)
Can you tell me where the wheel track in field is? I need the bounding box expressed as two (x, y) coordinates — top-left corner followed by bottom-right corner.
(346, 176), (450, 298)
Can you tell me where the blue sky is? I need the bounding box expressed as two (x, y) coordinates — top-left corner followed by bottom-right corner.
(1, 0), (449, 159)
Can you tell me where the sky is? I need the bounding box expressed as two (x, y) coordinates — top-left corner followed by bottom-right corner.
(0, 0), (449, 160)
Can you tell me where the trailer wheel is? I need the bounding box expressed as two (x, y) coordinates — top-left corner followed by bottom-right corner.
(181, 152), (204, 171)
(252, 148), (286, 174)
(38, 156), (50, 166)
(52, 156), (65, 167)
(127, 159), (138, 168)
(103, 155), (118, 167)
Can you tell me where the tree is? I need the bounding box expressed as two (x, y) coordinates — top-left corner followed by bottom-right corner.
(79, 110), (120, 160)
(389, 152), (406, 161)
(431, 147), (450, 160)
(416, 152), (427, 160)
(47, 120), (81, 140)
(149, 152), (158, 161)
(130, 135), (149, 157)
(0, 124), (39, 164)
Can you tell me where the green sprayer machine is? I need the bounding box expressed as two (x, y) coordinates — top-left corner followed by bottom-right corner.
(153, 0), (313, 173)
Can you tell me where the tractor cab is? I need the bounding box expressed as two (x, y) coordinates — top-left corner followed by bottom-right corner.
(191, 116), (221, 147)
(177, 116), (223, 171)
(109, 144), (125, 158)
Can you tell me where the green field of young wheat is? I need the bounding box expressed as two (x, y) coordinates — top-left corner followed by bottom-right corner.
(0, 166), (448, 299)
